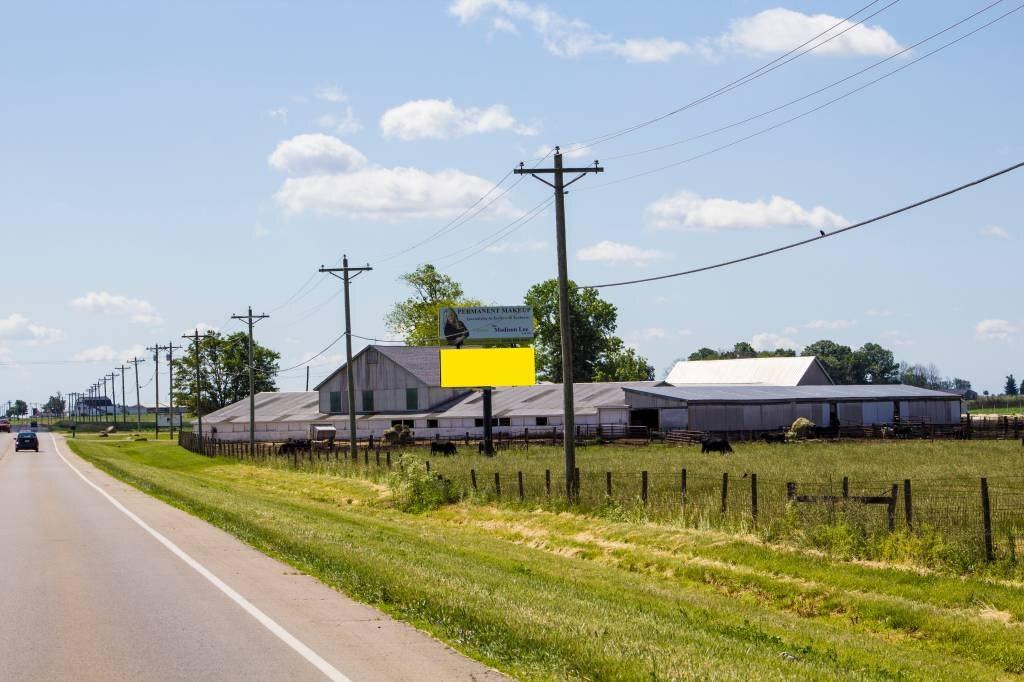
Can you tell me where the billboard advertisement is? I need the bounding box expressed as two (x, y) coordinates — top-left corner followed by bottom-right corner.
(440, 348), (536, 388)
(438, 306), (534, 346)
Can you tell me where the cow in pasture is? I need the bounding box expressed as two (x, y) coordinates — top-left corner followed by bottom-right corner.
(430, 440), (457, 456)
(701, 437), (733, 455)
(763, 432), (787, 445)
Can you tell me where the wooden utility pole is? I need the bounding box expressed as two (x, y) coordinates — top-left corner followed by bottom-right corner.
(116, 364), (131, 426)
(107, 372), (119, 426)
(514, 147), (603, 500)
(165, 342), (183, 439)
(319, 256), (372, 460)
(147, 344), (165, 438)
(182, 330), (214, 451)
(231, 307), (269, 455)
(127, 357), (145, 433)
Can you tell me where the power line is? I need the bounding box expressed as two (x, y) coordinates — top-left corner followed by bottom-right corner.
(435, 197), (555, 267)
(585, 2), (1024, 191)
(605, 0), (1009, 163)
(582, 160), (1024, 289)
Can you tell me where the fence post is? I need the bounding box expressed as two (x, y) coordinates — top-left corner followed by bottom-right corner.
(574, 467), (580, 500)
(386, 451), (392, 468)
(751, 473), (758, 527)
(681, 468), (687, 507)
(524, 427), (529, 450)
(517, 471), (524, 501)
(842, 476), (849, 498)
(641, 471), (648, 504)
(545, 469), (551, 496)
(494, 472), (501, 497)
(426, 460), (430, 473)
(981, 477), (994, 562)
(606, 471), (612, 498)
(470, 468), (477, 490)
(887, 483), (898, 532)
(903, 479), (913, 531)
(721, 473), (729, 514)
(364, 449), (368, 465)
(786, 482), (796, 501)
(375, 450), (380, 466)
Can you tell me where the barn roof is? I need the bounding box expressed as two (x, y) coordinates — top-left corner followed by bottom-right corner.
(437, 381), (663, 418)
(313, 345), (443, 390)
(666, 356), (833, 386)
(203, 392), (322, 424)
(625, 384), (961, 404)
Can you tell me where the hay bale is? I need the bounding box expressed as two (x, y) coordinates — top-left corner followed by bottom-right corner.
(787, 417), (816, 440)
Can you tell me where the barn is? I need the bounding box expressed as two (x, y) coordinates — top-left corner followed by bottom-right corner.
(665, 356), (833, 386)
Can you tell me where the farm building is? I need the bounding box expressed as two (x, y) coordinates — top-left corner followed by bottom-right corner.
(198, 345), (963, 441)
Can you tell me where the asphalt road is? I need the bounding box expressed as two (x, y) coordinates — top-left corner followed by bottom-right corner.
(0, 433), (503, 681)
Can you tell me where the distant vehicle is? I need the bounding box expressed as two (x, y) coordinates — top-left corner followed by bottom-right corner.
(30, 420), (38, 428)
(15, 432), (39, 452)
(0, 419), (9, 433)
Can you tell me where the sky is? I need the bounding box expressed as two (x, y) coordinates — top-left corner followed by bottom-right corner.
(1, 0), (1022, 407)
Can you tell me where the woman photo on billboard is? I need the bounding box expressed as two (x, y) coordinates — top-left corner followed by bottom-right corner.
(443, 309), (470, 348)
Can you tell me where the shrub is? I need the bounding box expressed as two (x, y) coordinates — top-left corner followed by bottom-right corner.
(388, 453), (459, 512)
(383, 424), (414, 446)
(787, 417), (816, 440)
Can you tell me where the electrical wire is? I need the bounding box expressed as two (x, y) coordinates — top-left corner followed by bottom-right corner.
(584, 2), (1024, 191)
(274, 333), (346, 374)
(605, 0), (1008, 163)
(434, 196), (555, 266)
(582, 159), (1024, 289)
(557, 0), (899, 156)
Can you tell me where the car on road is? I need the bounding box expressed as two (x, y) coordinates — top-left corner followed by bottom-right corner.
(15, 432), (39, 452)
(0, 419), (9, 433)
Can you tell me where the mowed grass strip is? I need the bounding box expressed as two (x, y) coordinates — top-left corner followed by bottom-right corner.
(69, 439), (1024, 680)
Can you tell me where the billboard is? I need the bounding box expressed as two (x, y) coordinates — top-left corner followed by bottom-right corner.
(440, 348), (536, 388)
(438, 306), (534, 345)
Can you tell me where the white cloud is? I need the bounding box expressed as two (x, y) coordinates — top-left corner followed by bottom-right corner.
(752, 332), (799, 352)
(629, 327), (667, 341)
(317, 107), (362, 136)
(300, 352), (345, 369)
(380, 99), (538, 140)
(275, 166), (513, 221)
(980, 225), (1010, 239)
(718, 8), (903, 57)
(0, 313), (63, 345)
(492, 16), (518, 34)
(267, 134), (367, 176)
(576, 240), (669, 266)
(805, 319), (856, 330)
(268, 107), (288, 124)
(880, 330), (913, 347)
(976, 319), (1017, 342)
(449, 0), (691, 63)
(484, 240), (547, 254)
(70, 292), (163, 326)
(534, 144), (593, 160)
(314, 85), (348, 103)
(183, 322), (218, 336)
(74, 344), (146, 363)
(648, 191), (846, 232)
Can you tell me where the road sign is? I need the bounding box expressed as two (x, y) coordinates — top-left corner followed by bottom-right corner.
(438, 306), (533, 345)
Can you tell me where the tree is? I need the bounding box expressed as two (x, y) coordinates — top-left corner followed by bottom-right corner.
(850, 342), (899, 384)
(385, 264), (482, 345)
(524, 279), (652, 382)
(801, 340), (854, 383)
(43, 394), (65, 415)
(172, 331), (280, 412)
(688, 347), (722, 361)
(1006, 374), (1019, 396)
(7, 399), (28, 417)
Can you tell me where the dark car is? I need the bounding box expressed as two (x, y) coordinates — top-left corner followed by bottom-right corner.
(0, 419), (9, 433)
(15, 432), (39, 452)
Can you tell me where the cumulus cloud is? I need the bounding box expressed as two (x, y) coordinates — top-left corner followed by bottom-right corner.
(484, 240), (547, 254)
(380, 99), (538, 140)
(648, 191), (847, 232)
(73, 344), (146, 363)
(70, 292), (163, 325)
(805, 319), (856, 330)
(267, 134), (367, 175)
(718, 8), (903, 57)
(976, 319), (1017, 342)
(183, 322), (219, 336)
(980, 225), (1010, 239)
(314, 85), (348, 103)
(0, 313), (64, 345)
(577, 240), (669, 266)
(449, 0), (692, 63)
(752, 332), (799, 352)
(316, 107), (362, 136)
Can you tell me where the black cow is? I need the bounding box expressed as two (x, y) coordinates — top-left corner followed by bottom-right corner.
(701, 437), (733, 454)
(430, 441), (457, 456)
(763, 432), (787, 444)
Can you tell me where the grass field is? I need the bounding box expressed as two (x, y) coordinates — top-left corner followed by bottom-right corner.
(969, 407), (1024, 415)
(68, 437), (1024, 680)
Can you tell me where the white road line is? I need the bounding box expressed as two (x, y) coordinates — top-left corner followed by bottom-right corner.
(50, 434), (352, 682)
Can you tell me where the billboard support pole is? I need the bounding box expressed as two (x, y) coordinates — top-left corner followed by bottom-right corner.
(515, 148), (603, 501)
(483, 388), (494, 455)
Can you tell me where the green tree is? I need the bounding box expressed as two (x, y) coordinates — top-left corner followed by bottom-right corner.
(43, 394), (66, 415)
(8, 399), (28, 417)
(731, 341), (758, 359)
(524, 279), (652, 382)
(1006, 374), (1019, 396)
(172, 332), (280, 412)
(687, 347), (722, 361)
(385, 264), (482, 345)
(850, 342), (899, 384)
(801, 339), (854, 383)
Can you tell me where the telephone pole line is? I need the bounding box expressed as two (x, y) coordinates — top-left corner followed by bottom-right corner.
(231, 307), (269, 454)
(147, 344), (166, 438)
(107, 371), (119, 427)
(116, 364), (131, 426)
(183, 330), (214, 452)
(165, 342), (183, 440)
(127, 357), (145, 433)
(319, 256), (372, 461)
(515, 147), (603, 500)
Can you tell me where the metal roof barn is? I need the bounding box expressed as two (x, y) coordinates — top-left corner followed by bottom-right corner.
(666, 357), (833, 386)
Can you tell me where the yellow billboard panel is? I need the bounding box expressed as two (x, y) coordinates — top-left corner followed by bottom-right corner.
(440, 348), (536, 388)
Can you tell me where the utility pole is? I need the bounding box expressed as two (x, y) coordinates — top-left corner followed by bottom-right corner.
(107, 372), (119, 427)
(165, 342), (183, 439)
(116, 364), (130, 426)
(183, 330), (214, 451)
(305, 366), (310, 392)
(101, 377), (110, 425)
(319, 256), (372, 461)
(515, 147), (603, 500)
(147, 345), (164, 438)
(230, 307), (269, 454)
(127, 357), (145, 433)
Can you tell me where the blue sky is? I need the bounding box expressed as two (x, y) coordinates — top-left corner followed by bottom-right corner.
(1, 0), (1022, 405)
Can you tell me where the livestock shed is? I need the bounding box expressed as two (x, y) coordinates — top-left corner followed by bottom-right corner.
(623, 384), (963, 433)
(666, 356), (833, 386)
